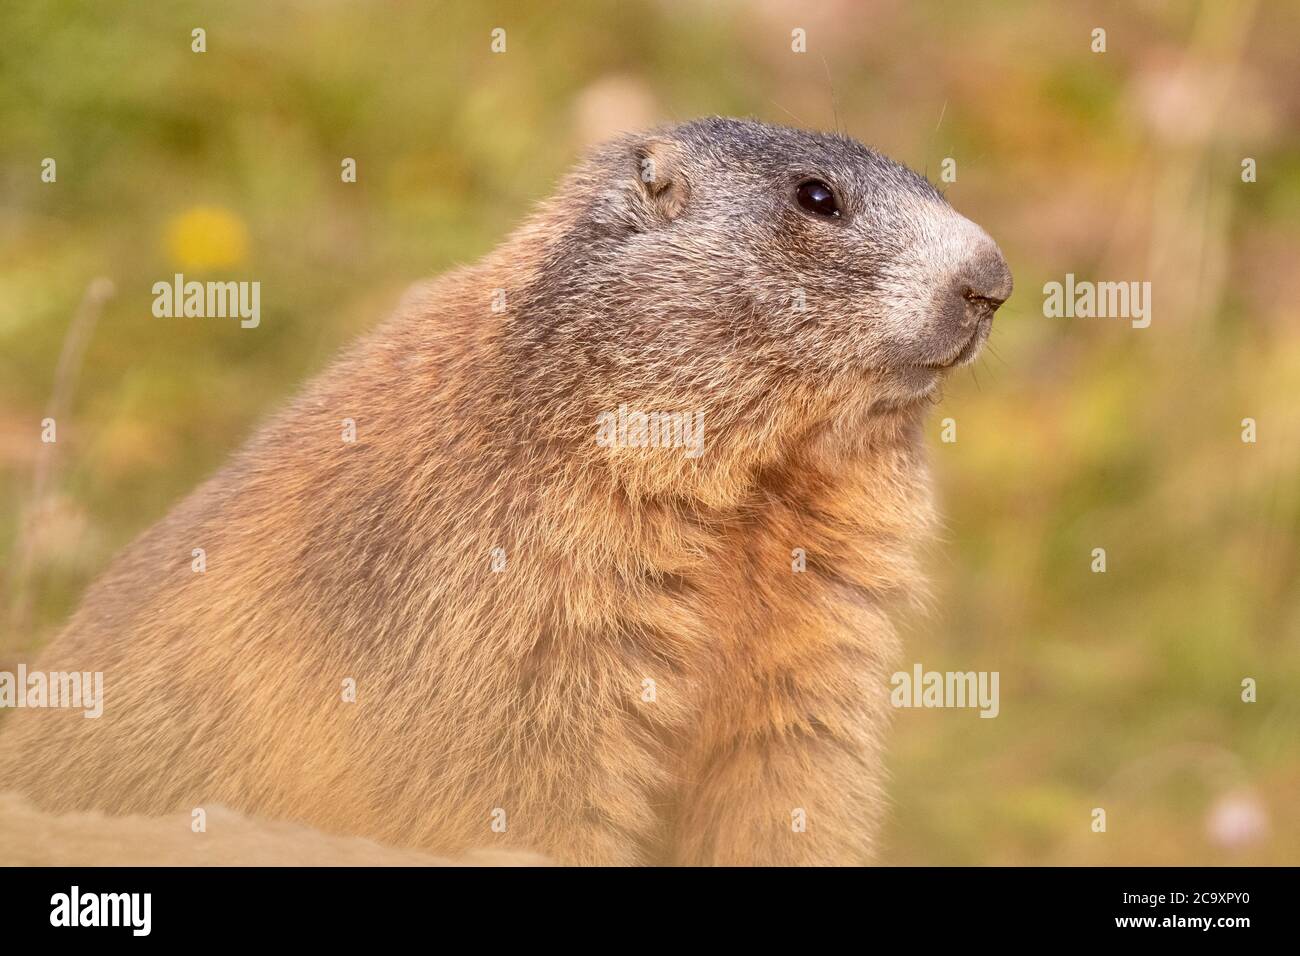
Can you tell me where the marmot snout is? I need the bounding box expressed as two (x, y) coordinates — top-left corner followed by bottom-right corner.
(0, 117), (1011, 865)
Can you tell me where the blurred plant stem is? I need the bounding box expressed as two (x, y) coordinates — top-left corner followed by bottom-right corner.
(5, 277), (114, 648)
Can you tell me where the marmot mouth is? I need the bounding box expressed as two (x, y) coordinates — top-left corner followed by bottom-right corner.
(917, 317), (991, 370)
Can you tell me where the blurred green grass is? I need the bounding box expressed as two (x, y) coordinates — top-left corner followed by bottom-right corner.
(2, 0), (1297, 864)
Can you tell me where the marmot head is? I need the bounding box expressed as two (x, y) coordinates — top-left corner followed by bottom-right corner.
(507, 117), (1011, 486)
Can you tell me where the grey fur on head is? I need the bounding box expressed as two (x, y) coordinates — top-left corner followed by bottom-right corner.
(512, 116), (1011, 423)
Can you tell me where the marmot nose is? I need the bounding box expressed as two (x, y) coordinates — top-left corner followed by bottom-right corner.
(948, 244), (1012, 328)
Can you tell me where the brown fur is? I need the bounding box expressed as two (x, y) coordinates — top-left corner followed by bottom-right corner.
(0, 118), (1009, 865)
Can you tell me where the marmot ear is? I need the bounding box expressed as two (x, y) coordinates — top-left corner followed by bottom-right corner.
(632, 139), (690, 223)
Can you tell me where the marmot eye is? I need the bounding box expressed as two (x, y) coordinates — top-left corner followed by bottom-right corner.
(796, 179), (841, 218)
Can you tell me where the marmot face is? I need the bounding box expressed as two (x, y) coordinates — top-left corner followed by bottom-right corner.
(531, 117), (1011, 416)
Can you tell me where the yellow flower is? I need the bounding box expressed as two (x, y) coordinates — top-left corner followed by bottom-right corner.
(164, 205), (249, 270)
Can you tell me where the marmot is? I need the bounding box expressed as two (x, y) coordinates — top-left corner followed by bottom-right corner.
(0, 117), (1010, 865)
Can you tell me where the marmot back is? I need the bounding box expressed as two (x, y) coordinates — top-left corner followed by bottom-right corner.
(0, 117), (1011, 865)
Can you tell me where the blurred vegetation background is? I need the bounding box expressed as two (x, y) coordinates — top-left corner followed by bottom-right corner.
(1, 0), (1297, 864)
